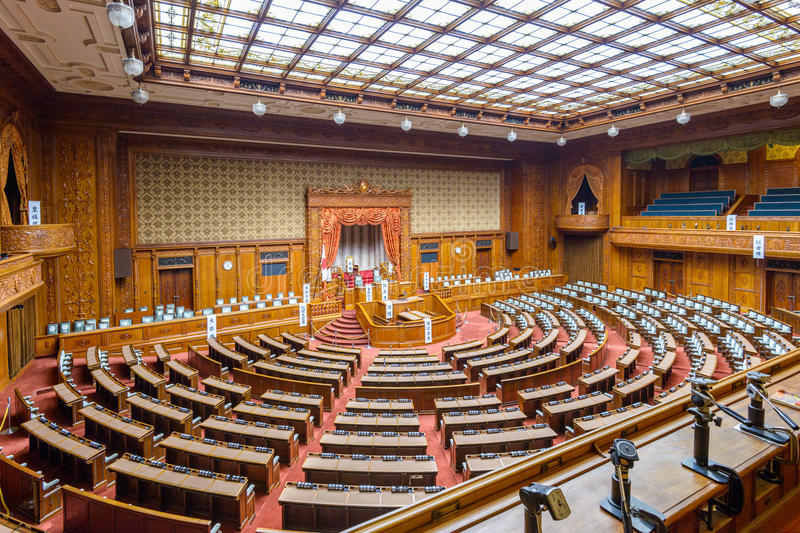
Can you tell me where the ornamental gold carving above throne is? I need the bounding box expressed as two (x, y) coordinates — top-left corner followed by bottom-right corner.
(308, 179), (411, 196)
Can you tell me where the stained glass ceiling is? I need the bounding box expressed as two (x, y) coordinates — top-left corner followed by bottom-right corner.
(148, 0), (800, 120)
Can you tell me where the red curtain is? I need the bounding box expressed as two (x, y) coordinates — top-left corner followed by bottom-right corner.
(321, 207), (402, 276)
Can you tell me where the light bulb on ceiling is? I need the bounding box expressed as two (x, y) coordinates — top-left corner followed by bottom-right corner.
(131, 84), (149, 104)
(770, 88), (789, 108)
(607, 124), (619, 137)
(457, 123), (468, 137)
(676, 108), (691, 125)
(556, 135), (566, 147)
(122, 52), (144, 77)
(106, 1), (135, 29)
(333, 108), (346, 125)
(252, 98), (266, 117)
(506, 129), (517, 142)
(400, 117), (412, 131)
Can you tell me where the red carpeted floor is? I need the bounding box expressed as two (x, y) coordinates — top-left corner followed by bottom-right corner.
(0, 310), (725, 532)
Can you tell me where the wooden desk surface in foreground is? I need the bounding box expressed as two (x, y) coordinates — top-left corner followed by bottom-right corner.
(346, 349), (800, 533)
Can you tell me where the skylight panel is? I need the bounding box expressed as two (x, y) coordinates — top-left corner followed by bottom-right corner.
(286, 70), (326, 81)
(256, 24), (311, 49)
(634, 0), (690, 16)
(405, 0), (471, 26)
(537, 81), (569, 94)
(156, 28), (186, 50)
(734, 32), (779, 49)
(268, 0), (331, 27)
(488, 103), (513, 109)
(432, 94), (459, 101)
(538, 35), (592, 56)
(328, 9), (386, 37)
(438, 62), (482, 78)
(629, 62), (674, 77)
(192, 36), (244, 57)
(379, 70), (420, 84)
(340, 63), (384, 79)
(494, 0), (553, 15)
(702, 22), (744, 40)
(508, 93), (537, 103)
(497, 23), (556, 48)
(560, 87), (594, 98)
(604, 53), (651, 71)
(219, 0), (263, 15)
(466, 45), (514, 65)
(482, 88), (514, 99)
(571, 45), (622, 63)
(365, 83), (402, 92)
(503, 76), (543, 89)
(359, 45), (407, 65)
(674, 46), (728, 64)
(615, 25), (675, 47)
(535, 62), (579, 77)
(701, 56), (750, 72)
(616, 82), (658, 94)
(378, 24), (433, 48)
(349, 0), (411, 14)
(400, 54), (446, 71)
(503, 54), (548, 72)
(309, 36), (362, 57)
(669, 9), (718, 28)
(752, 42), (800, 58)
(585, 92), (615, 103)
(426, 35), (476, 57)
(592, 75), (632, 89)
(241, 63), (284, 75)
(462, 98), (488, 105)
(296, 54), (342, 72)
(769, 1), (800, 17)
(473, 70), (512, 84)
(653, 69), (698, 84)
(159, 49), (185, 60)
(456, 11), (516, 38)
(581, 11), (645, 38)
(402, 88), (432, 97)
(416, 77), (453, 90)
(729, 11), (772, 31)
(533, 97), (564, 107)
(649, 35), (705, 57)
(153, 2), (189, 27)
(247, 45), (295, 65)
(564, 69), (606, 83)
(538, 0), (606, 27)
(448, 82), (484, 95)
(328, 77), (367, 88)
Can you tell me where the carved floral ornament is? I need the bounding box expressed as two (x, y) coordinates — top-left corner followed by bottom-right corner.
(564, 163), (605, 215)
(308, 179), (411, 196)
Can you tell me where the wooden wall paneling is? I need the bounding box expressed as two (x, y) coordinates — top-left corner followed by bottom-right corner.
(687, 252), (713, 298)
(0, 310), (8, 390)
(765, 160), (798, 190)
(114, 136), (134, 312)
(730, 255), (759, 310)
(563, 235), (604, 284)
(629, 248), (652, 291)
(719, 163), (747, 195)
(605, 152), (623, 286)
(238, 246), (256, 300)
(95, 129), (116, 317)
(134, 252), (153, 311)
(195, 250), (217, 309)
(217, 247), (237, 302)
(53, 130), (100, 321)
(511, 161), (549, 272)
(409, 238), (420, 288)
(748, 146), (765, 194)
(290, 245), (305, 295)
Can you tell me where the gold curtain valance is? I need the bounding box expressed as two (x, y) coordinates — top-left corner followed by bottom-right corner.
(625, 127), (800, 164)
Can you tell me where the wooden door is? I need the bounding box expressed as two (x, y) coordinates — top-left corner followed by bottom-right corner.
(654, 261), (684, 295)
(159, 268), (194, 309)
(562, 235), (603, 284)
(689, 169), (719, 191)
(767, 271), (800, 312)
(475, 249), (491, 277)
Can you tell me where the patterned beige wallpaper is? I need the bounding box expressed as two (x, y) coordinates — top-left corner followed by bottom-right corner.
(135, 154), (501, 243)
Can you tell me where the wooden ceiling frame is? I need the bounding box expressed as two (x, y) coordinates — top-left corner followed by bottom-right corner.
(142, 0), (800, 124)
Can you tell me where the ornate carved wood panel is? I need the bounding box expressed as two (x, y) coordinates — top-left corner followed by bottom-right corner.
(54, 132), (99, 321)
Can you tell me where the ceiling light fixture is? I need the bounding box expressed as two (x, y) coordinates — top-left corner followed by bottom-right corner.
(252, 98), (266, 117)
(457, 123), (468, 137)
(770, 88), (789, 108)
(676, 108), (691, 125)
(106, 1), (135, 29)
(607, 124), (619, 137)
(131, 84), (149, 104)
(122, 51), (144, 77)
(333, 108), (346, 125)
(556, 135), (566, 147)
(506, 129), (517, 142)
(400, 117), (412, 132)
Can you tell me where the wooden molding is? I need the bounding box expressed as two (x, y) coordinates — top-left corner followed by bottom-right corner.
(0, 223), (76, 256)
(553, 215), (609, 234)
(610, 227), (800, 258)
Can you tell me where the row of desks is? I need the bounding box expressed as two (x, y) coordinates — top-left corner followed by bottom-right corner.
(302, 453), (438, 487)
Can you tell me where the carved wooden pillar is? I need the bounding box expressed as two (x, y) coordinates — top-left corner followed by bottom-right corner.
(96, 129), (116, 316)
(115, 136), (134, 310)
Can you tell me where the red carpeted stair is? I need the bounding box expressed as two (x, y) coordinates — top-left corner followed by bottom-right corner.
(314, 309), (369, 346)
